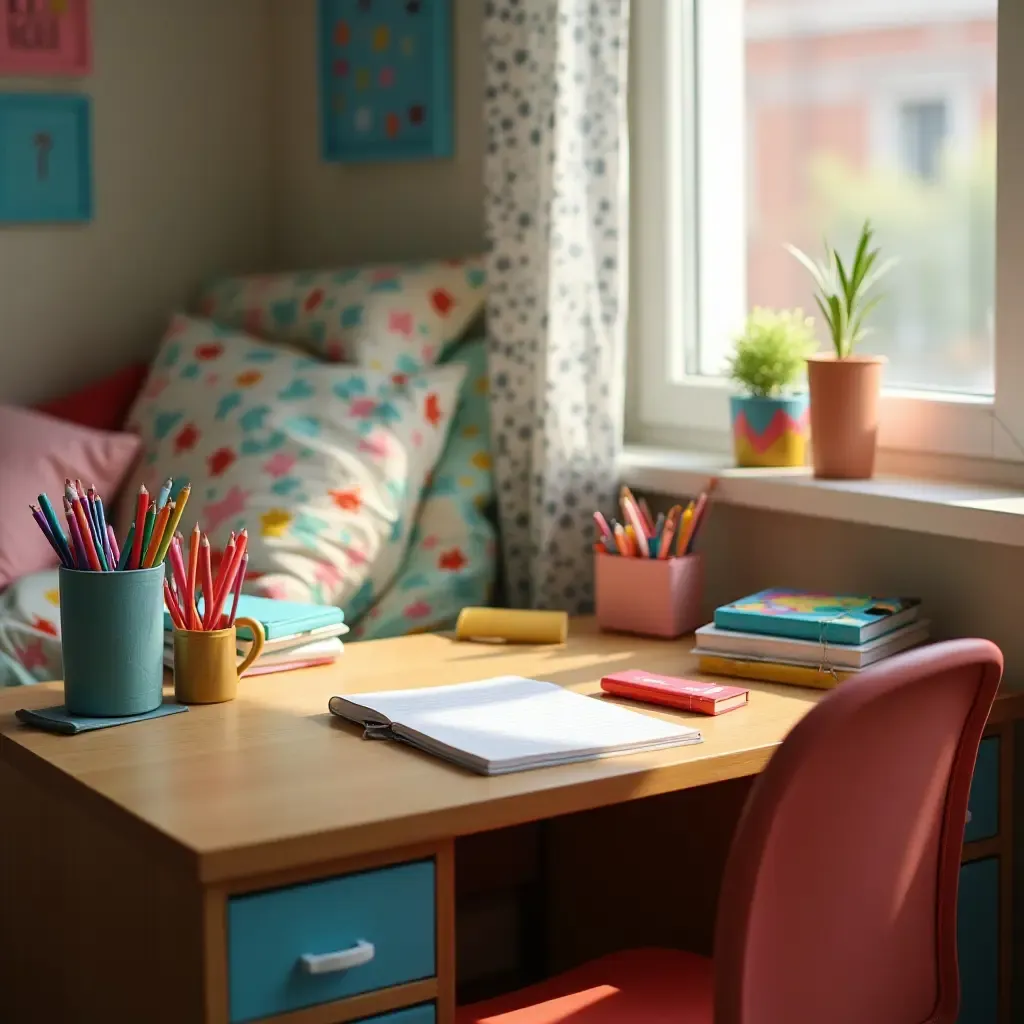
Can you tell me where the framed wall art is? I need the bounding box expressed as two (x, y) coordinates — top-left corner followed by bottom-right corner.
(318, 0), (453, 163)
(0, 0), (92, 77)
(0, 93), (92, 223)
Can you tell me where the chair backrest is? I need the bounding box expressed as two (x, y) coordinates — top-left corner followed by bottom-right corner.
(714, 639), (1003, 1024)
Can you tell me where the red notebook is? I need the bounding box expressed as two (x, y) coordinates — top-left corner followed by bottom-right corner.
(600, 669), (749, 716)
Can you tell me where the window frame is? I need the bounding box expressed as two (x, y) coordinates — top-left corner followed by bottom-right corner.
(628, 0), (1024, 465)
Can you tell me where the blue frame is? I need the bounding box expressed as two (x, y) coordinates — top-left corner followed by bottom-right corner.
(318, 0), (453, 163)
(0, 92), (92, 223)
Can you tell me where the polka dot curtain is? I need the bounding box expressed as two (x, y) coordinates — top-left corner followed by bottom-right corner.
(484, 0), (630, 612)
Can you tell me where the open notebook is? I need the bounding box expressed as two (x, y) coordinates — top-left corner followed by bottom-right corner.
(328, 675), (703, 776)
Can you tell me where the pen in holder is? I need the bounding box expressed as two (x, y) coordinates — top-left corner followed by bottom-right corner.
(172, 618), (266, 704)
(59, 565), (166, 717)
(595, 552), (704, 639)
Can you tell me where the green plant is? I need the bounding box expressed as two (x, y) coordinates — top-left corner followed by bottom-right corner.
(786, 220), (895, 359)
(728, 308), (817, 398)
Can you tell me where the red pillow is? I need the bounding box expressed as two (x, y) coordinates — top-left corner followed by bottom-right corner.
(35, 363), (149, 432)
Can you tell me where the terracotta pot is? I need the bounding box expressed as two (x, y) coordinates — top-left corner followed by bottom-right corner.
(806, 354), (885, 479)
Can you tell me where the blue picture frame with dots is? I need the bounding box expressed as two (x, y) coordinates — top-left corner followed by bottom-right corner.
(318, 0), (453, 163)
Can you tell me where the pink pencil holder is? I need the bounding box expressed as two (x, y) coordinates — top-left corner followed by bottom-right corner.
(595, 553), (704, 639)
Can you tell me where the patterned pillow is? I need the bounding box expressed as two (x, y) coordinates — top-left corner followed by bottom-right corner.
(196, 256), (487, 375)
(0, 569), (63, 687)
(355, 338), (497, 639)
(121, 316), (465, 619)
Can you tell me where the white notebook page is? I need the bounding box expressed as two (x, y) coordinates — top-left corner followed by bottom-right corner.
(334, 675), (701, 771)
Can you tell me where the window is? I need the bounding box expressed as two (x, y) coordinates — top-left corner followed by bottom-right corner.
(629, 0), (1024, 462)
(899, 100), (948, 182)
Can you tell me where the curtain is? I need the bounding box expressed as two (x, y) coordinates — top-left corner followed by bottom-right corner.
(484, 0), (630, 612)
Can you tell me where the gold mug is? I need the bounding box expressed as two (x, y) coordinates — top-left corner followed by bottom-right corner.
(172, 618), (266, 705)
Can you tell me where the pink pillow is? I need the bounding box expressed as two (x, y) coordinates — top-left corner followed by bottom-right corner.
(0, 406), (140, 589)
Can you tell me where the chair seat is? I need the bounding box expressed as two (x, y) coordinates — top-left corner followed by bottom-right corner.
(457, 948), (713, 1024)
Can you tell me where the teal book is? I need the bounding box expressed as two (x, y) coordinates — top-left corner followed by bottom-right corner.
(163, 594), (344, 641)
(713, 589), (921, 646)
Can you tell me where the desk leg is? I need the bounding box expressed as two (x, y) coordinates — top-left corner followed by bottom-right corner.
(437, 838), (457, 1024)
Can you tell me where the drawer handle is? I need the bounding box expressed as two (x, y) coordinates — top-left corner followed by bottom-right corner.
(966, 810), (973, 825)
(300, 940), (375, 976)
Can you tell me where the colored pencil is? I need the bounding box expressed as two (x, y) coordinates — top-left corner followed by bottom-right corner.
(67, 486), (102, 572)
(676, 502), (695, 556)
(31, 505), (70, 567)
(639, 497), (655, 536)
(86, 490), (108, 571)
(153, 484), (190, 567)
(169, 577), (189, 628)
(94, 495), (114, 570)
(212, 533), (237, 606)
(143, 501), (172, 568)
(116, 524), (135, 571)
(186, 525), (201, 629)
(107, 524), (120, 567)
(169, 534), (190, 609)
(612, 523), (629, 556)
(682, 490), (710, 554)
(169, 536), (190, 598)
(64, 501), (87, 569)
(200, 536), (215, 630)
(156, 477), (173, 511)
(621, 497), (649, 557)
(129, 486), (148, 570)
(227, 553), (247, 627)
(38, 493), (73, 568)
(138, 500), (157, 568)
(212, 528), (247, 619)
(657, 506), (679, 559)
(163, 580), (186, 630)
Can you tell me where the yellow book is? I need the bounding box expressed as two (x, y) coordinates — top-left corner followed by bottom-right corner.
(697, 654), (857, 690)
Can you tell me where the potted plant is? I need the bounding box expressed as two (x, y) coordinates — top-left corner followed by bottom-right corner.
(727, 308), (816, 468)
(787, 220), (895, 479)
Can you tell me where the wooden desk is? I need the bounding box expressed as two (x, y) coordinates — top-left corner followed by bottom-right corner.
(0, 621), (1019, 1024)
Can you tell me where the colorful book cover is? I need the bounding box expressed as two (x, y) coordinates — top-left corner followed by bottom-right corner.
(713, 589), (920, 645)
(697, 654), (856, 690)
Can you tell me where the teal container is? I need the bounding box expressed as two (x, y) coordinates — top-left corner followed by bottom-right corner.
(59, 566), (165, 717)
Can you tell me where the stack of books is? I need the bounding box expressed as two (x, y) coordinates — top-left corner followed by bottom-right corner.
(694, 588), (929, 688)
(164, 595), (347, 676)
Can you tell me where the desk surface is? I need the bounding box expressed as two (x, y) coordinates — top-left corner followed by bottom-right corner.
(1, 620), (1020, 884)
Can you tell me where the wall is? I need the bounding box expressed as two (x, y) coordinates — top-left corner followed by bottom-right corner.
(0, 0), (273, 406)
(269, 0), (486, 268)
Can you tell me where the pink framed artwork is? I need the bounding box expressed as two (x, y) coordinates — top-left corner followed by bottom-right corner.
(0, 0), (91, 77)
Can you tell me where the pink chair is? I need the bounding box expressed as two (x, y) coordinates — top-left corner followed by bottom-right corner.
(457, 639), (1004, 1024)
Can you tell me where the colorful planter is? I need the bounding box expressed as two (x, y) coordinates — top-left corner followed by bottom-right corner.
(730, 394), (810, 468)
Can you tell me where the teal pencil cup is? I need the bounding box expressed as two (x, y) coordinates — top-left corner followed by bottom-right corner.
(59, 566), (165, 717)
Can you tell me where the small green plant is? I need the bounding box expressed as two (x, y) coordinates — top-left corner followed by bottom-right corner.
(786, 219), (895, 359)
(728, 308), (817, 398)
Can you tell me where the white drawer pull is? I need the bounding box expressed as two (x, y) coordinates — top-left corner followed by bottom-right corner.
(966, 809), (973, 824)
(300, 940), (375, 976)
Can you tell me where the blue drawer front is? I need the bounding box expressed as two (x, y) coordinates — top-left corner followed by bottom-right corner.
(370, 1006), (435, 1024)
(957, 858), (999, 1024)
(965, 737), (999, 843)
(228, 860), (436, 1023)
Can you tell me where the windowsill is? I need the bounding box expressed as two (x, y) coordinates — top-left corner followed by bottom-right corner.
(619, 445), (1024, 547)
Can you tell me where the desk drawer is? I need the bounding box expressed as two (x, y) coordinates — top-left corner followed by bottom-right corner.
(965, 737), (999, 844)
(227, 860), (435, 1023)
(367, 1007), (435, 1024)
